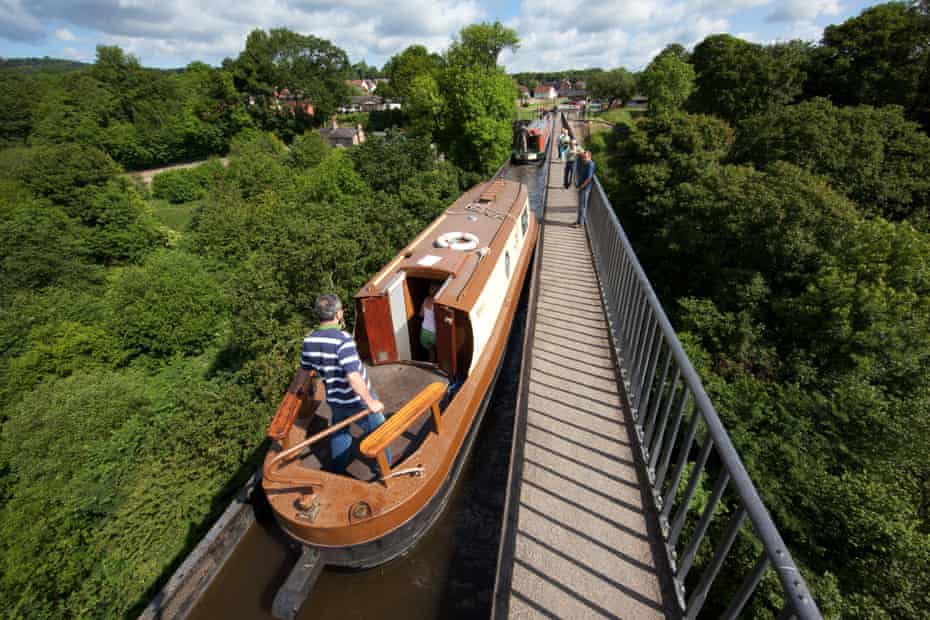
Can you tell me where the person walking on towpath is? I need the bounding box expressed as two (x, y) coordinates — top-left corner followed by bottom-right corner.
(575, 150), (595, 227)
(564, 138), (582, 189)
(301, 294), (390, 475)
(558, 128), (570, 161)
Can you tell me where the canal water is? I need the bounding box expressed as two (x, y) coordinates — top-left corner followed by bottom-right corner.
(187, 158), (549, 620)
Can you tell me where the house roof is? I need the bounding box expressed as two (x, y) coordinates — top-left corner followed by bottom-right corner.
(320, 127), (361, 139)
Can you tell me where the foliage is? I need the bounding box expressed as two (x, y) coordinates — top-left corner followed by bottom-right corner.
(0, 142), (121, 207)
(0, 363), (267, 618)
(601, 103), (930, 618)
(152, 166), (211, 204)
(439, 22), (520, 173)
(105, 250), (226, 358)
(588, 67), (637, 106)
(639, 50), (695, 113)
(382, 45), (443, 102)
(76, 178), (166, 264)
(734, 98), (930, 225)
(806, 2), (930, 116)
(0, 182), (93, 299)
(226, 28), (352, 128)
(689, 34), (807, 122)
(286, 130), (330, 170)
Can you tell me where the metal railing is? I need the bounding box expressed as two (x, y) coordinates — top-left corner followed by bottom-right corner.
(566, 114), (822, 620)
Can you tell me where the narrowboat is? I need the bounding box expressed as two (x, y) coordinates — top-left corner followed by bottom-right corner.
(511, 119), (550, 163)
(262, 178), (537, 572)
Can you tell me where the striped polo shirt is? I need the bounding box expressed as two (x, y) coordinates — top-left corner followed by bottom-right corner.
(300, 324), (370, 409)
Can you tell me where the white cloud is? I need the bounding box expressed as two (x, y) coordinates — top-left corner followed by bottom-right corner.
(61, 46), (86, 59)
(0, 0), (46, 41)
(55, 27), (78, 41)
(0, 0), (854, 71)
(767, 0), (841, 23)
(504, 0), (736, 72)
(1, 0), (483, 66)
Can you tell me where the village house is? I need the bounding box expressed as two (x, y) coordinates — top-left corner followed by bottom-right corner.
(347, 79), (378, 94)
(271, 87), (314, 117)
(319, 117), (366, 147)
(533, 84), (557, 99)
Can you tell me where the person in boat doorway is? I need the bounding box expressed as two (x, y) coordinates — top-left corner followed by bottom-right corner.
(420, 283), (439, 362)
(301, 294), (390, 475)
(575, 151), (596, 228)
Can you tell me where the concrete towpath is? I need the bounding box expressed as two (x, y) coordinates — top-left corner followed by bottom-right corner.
(494, 116), (675, 619)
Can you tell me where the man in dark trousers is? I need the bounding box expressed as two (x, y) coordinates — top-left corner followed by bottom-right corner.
(575, 151), (596, 227)
(301, 294), (390, 474)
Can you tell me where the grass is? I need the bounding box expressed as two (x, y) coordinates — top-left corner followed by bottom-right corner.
(591, 108), (639, 126)
(149, 198), (198, 232)
(514, 97), (568, 121)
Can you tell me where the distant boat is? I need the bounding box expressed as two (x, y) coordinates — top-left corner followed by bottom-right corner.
(262, 178), (537, 570)
(511, 119), (551, 164)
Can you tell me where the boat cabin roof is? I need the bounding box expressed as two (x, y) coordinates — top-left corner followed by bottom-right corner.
(525, 120), (547, 134)
(355, 179), (528, 312)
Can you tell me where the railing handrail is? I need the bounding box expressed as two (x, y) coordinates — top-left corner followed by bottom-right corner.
(563, 111), (821, 619)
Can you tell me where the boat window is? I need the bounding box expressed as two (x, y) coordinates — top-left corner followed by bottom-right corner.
(521, 206), (528, 236)
(505, 251), (511, 279)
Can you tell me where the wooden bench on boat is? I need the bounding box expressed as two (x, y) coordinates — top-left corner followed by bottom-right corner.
(361, 381), (446, 481)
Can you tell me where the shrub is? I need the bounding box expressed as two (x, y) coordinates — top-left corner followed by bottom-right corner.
(105, 250), (226, 358)
(152, 166), (208, 203)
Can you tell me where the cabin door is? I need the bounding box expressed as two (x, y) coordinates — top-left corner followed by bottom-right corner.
(436, 305), (457, 377)
(386, 273), (412, 361)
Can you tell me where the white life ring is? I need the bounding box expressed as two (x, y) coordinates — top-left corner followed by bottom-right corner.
(435, 232), (479, 251)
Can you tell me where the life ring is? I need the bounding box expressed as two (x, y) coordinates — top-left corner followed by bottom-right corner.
(435, 232), (479, 251)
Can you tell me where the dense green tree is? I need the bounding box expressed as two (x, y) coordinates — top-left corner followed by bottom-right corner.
(689, 34), (806, 122)
(438, 22), (519, 173)
(105, 250), (226, 358)
(806, 2), (929, 114)
(77, 178), (166, 263)
(382, 45), (443, 101)
(448, 21), (520, 69)
(0, 181), (92, 299)
(0, 142), (121, 207)
(588, 67), (637, 107)
(0, 73), (44, 146)
(734, 98), (930, 225)
(639, 51), (695, 113)
(227, 28), (352, 126)
(286, 130), (329, 169)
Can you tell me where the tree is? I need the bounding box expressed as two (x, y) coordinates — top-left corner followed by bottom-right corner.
(105, 250), (226, 357)
(228, 28), (353, 126)
(438, 22), (519, 173)
(807, 2), (929, 113)
(0, 142), (121, 207)
(447, 21), (520, 69)
(286, 130), (329, 169)
(382, 45), (443, 102)
(589, 67), (637, 107)
(0, 181), (91, 299)
(734, 98), (930, 224)
(639, 51), (694, 113)
(689, 34), (806, 122)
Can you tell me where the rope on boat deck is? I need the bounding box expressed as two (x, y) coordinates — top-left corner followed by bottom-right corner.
(380, 466), (425, 481)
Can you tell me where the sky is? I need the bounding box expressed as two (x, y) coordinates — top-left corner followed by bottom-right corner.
(0, 0), (886, 72)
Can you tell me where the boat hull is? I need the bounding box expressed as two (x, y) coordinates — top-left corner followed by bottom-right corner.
(287, 335), (511, 569)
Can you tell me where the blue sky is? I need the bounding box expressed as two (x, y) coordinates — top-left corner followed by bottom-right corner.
(0, 0), (886, 72)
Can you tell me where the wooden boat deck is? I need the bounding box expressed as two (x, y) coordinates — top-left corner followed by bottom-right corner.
(495, 117), (676, 619)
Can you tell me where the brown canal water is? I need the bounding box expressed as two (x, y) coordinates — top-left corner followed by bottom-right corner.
(187, 158), (550, 620)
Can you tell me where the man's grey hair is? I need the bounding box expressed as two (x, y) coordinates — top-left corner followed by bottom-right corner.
(314, 294), (343, 321)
